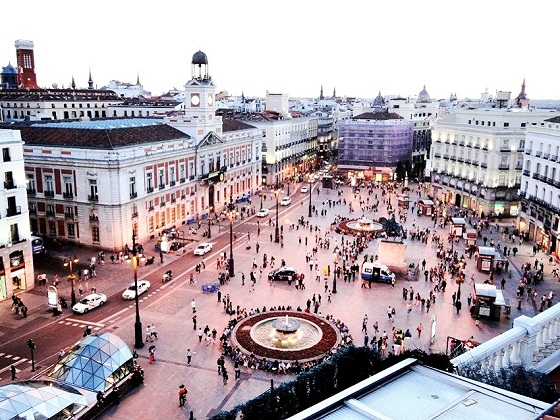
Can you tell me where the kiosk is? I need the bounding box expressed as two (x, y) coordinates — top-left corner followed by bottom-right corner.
(476, 246), (496, 272)
(463, 228), (478, 247)
(418, 199), (435, 216)
(450, 217), (467, 236)
(472, 283), (506, 321)
(397, 194), (410, 208)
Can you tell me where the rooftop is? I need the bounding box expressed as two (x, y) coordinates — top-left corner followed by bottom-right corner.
(353, 112), (403, 120)
(0, 88), (122, 102)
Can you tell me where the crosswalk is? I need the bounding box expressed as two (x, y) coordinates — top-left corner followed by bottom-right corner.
(57, 320), (104, 330)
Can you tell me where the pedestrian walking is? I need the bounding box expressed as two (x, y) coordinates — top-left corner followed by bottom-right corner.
(217, 290), (222, 303)
(186, 349), (195, 365)
(234, 361), (241, 380)
(327, 290), (332, 302)
(197, 328), (203, 343)
(217, 356), (225, 375)
(150, 324), (158, 340)
(192, 315), (197, 330)
(416, 323), (423, 338)
(145, 326), (152, 342)
(11, 364), (17, 380)
(191, 299), (196, 313)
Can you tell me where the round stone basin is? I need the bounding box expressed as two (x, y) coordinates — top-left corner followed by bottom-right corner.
(251, 317), (322, 350)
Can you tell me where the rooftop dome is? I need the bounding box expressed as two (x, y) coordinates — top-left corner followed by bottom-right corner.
(47, 332), (134, 392)
(373, 91), (385, 106)
(1, 62), (17, 74)
(192, 50), (208, 65)
(418, 85), (430, 103)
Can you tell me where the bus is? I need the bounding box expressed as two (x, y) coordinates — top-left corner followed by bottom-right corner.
(31, 235), (45, 254)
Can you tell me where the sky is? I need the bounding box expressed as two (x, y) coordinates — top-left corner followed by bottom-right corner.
(1, 0), (559, 101)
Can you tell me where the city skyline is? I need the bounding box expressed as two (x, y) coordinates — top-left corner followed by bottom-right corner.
(1, 0), (559, 100)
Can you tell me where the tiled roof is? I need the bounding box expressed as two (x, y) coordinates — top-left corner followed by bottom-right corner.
(0, 88), (122, 102)
(222, 118), (256, 132)
(353, 112), (403, 120)
(3, 123), (188, 149)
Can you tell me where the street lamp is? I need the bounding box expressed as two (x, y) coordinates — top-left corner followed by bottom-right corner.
(259, 192), (263, 210)
(64, 256), (79, 306)
(275, 189), (280, 243)
(208, 206), (213, 239)
(126, 231), (144, 349)
(27, 339), (36, 371)
(226, 198), (237, 277)
(308, 176), (313, 218)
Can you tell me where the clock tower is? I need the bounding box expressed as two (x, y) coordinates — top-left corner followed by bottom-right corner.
(168, 50), (222, 143)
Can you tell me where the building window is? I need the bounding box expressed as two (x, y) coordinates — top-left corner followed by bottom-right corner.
(88, 179), (98, 200)
(130, 177), (137, 198)
(10, 223), (20, 242)
(180, 164), (185, 181)
(158, 168), (165, 187)
(30, 219), (38, 233)
(45, 175), (54, 194)
(68, 223), (75, 238)
(2, 147), (10, 162)
(92, 226), (100, 243)
(189, 162), (194, 178)
(170, 166), (176, 184)
(48, 221), (56, 236)
(63, 176), (73, 197)
(146, 172), (153, 191)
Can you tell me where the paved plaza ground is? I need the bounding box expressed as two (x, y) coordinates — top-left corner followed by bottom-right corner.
(2, 180), (560, 419)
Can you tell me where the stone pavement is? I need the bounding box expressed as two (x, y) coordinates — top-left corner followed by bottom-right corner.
(2, 181), (560, 419)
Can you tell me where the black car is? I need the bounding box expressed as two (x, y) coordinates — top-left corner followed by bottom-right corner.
(268, 267), (299, 282)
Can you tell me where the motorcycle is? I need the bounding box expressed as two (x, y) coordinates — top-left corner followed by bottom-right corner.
(162, 270), (172, 283)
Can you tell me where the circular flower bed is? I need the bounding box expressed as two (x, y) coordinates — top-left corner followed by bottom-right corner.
(231, 311), (342, 363)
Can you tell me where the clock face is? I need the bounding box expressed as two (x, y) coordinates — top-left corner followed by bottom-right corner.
(207, 94), (213, 105)
(191, 94), (200, 106)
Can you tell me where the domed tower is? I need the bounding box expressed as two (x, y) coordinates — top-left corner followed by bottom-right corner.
(515, 78), (530, 109)
(1, 62), (18, 88)
(417, 85), (430, 103)
(169, 50), (221, 142)
(373, 90), (385, 107)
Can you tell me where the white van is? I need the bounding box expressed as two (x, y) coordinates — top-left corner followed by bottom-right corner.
(361, 261), (395, 284)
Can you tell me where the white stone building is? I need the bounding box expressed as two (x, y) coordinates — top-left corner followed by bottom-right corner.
(430, 107), (559, 217)
(519, 115), (560, 253)
(0, 129), (33, 299)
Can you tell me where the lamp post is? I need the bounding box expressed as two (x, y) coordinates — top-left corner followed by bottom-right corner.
(208, 206), (212, 239)
(308, 177), (313, 218)
(260, 192), (263, 210)
(127, 231), (144, 349)
(226, 197), (236, 277)
(27, 339), (36, 372)
(64, 256), (79, 306)
(275, 189), (280, 243)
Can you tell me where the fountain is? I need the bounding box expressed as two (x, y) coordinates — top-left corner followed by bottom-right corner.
(231, 311), (342, 363)
(337, 216), (384, 235)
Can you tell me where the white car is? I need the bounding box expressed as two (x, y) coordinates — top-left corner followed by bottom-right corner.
(301, 186), (309, 193)
(280, 197), (291, 206)
(72, 293), (107, 314)
(194, 242), (212, 255)
(256, 208), (270, 217)
(122, 280), (151, 300)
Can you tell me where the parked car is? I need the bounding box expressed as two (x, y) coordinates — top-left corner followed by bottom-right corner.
(256, 208), (270, 217)
(194, 242), (212, 255)
(301, 186), (309, 193)
(268, 267), (299, 282)
(122, 280), (151, 300)
(72, 293), (107, 313)
(280, 197), (291, 206)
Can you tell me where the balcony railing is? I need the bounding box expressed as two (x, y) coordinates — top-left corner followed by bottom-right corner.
(6, 206), (21, 217)
(148, 205), (154, 211)
(535, 151), (542, 157)
(4, 180), (16, 189)
(44, 190), (55, 197)
(170, 181), (176, 187)
(160, 201), (165, 207)
(543, 153), (550, 159)
(89, 215), (99, 222)
(189, 175), (195, 180)
(532, 173), (539, 179)
(498, 164), (510, 170)
(62, 192), (74, 199)
(180, 178), (186, 183)
(525, 149), (532, 155)
(480, 162), (488, 168)
(159, 184), (165, 190)
(499, 147), (511, 152)
(147, 187), (154, 193)
(26, 188), (36, 196)
(132, 211), (138, 218)
(552, 155), (558, 162)
(64, 212), (75, 219)
(515, 164), (523, 170)
(523, 170), (530, 176)
(29, 208), (37, 214)
(88, 194), (98, 202)
(171, 197), (176, 203)
(45, 210), (55, 217)
(434, 153), (442, 158)
(130, 192), (137, 199)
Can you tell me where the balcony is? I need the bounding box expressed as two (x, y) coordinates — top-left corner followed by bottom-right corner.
(473, 144), (480, 149)
(146, 186), (154, 193)
(89, 215), (99, 222)
(170, 181), (176, 187)
(482, 146), (488, 151)
(181, 195), (186, 200)
(523, 170), (530, 176)
(498, 164), (510, 170)
(180, 178), (186, 183)
(535, 151), (542, 157)
(433, 153), (442, 158)
(499, 147), (511, 152)
(4, 180), (16, 190)
(189, 175), (195, 181)
(6, 206), (21, 217)
(480, 162), (488, 168)
(515, 164), (523, 170)
(538, 174), (547, 182)
(554, 180), (560, 189)
(159, 184), (165, 190)
(130, 192), (137, 199)
(26, 188), (36, 196)
(148, 205), (154, 211)
(46, 210), (55, 217)
(457, 157), (465, 163)
(29, 208), (37, 214)
(64, 212), (75, 219)
(88, 194), (98, 202)
(160, 201), (166, 207)
(171, 197), (176, 203)
(543, 153), (550, 159)
(132, 211), (138, 218)
(44, 190), (55, 197)
(525, 149), (532, 155)
(519, 190), (526, 198)
(62, 192), (74, 199)
(546, 178), (555, 186)
(552, 155), (558, 162)
(532, 173), (539, 179)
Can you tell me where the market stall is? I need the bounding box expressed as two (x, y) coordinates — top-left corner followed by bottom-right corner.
(418, 199), (435, 216)
(476, 246), (496, 272)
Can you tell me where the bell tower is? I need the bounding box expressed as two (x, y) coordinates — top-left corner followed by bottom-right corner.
(168, 50), (222, 143)
(15, 39), (38, 89)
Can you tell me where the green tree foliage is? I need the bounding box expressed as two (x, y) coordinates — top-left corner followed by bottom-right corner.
(211, 346), (453, 420)
(459, 363), (558, 403)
